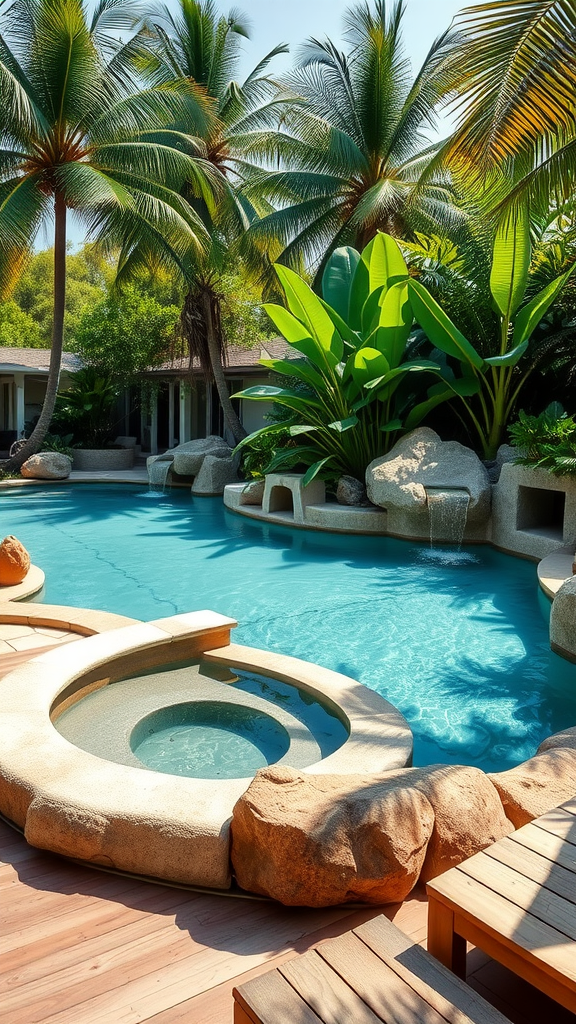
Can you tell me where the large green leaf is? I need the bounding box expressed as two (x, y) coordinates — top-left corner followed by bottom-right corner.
(490, 203), (531, 320)
(275, 264), (344, 364)
(348, 256), (370, 333)
(372, 281), (413, 368)
(303, 457), (335, 486)
(513, 264), (576, 347)
(484, 342), (529, 367)
(328, 416), (359, 433)
(259, 357), (326, 394)
(318, 298), (359, 344)
(263, 303), (337, 371)
(321, 246), (360, 321)
(407, 280), (485, 370)
(363, 232), (409, 293)
(361, 285), (385, 338)
(364, 360), (443, 392)
(350, 347), (391, 389)
(231, 385), (322, 417)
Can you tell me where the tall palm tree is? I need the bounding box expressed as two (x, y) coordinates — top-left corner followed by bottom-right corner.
(137, 0), (290, 444)
(0, 0), (221, 469)
(242, 0), (460, 279)
(440, 1), (576, 213)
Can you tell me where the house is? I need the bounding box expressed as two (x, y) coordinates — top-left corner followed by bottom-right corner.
(0, 340), (296, 454)
(0, 348), (81, 450)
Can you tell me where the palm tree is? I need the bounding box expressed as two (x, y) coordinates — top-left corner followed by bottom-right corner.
(440, 1), (576, 213)
(137, 0), (290, 444)
(242, 0), (460, 279)
(0, 0), (220, 470)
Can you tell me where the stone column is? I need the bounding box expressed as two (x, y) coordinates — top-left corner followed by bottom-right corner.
(14, 373), (25, 437)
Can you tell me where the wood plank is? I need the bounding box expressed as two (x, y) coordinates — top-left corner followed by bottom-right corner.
(532, 811), (576, 846)
(427, 869), (576, 987)
(510, 822), (576, 875)
(315, 931), (449, 1024)
(280, 949), (384, 1024)
(456, 853), (576, 940)
(483, 836), (576, 903)
(427, 898), (467, 978)
(234, 971), (324, 1024)
(355, 917), (510, 1024)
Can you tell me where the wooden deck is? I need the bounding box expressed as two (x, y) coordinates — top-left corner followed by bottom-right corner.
(2, 817), (576, 1024)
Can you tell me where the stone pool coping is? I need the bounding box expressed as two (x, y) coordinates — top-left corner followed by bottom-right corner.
(537, 546), (574, 599)
(0, 612), (412, 890)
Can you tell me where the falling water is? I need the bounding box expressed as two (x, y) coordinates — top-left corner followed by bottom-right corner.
(147, 459), (172, 492)
(425, 487), (470, 547)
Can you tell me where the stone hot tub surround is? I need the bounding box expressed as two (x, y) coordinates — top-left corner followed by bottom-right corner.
(0, 615), (412, 890)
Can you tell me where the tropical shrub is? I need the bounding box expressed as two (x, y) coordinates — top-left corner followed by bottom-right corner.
(509, 404), (576, 476)
(52, 368), (121, 449)
(233, 234), (475, 483)
(406, 204), (576, 459)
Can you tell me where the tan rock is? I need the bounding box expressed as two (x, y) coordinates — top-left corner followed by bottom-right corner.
(21, 452), (72, 480)
(412, 765), (514, 882)
(0, 535), (30, 585)
(489, 748), (576, 827)
(538, 727), (576, 753)
(231, 765), (434, 907)
(240, 479), (265, 506)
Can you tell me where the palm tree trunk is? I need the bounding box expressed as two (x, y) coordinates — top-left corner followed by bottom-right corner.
(201, 290), (247, 445)
(5, 193), (67, 472)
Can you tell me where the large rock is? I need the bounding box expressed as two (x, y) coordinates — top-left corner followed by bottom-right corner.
(411, 764), (513, 882)
(173, 436), (232, 476)
(21, 452), (72, 480)
(0, 535), (30, 585)
(366, 428), (490, 540)
(550, 576), (576, 661)
(538, 727), (576, 753)
(231, 765), (435, 907)
(337, 475), (368, 506)
(191, 455), (239, 496)
(489, 748), (576, 828)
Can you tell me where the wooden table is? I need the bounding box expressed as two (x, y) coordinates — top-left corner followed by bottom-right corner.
(427, 798), (576, 1014)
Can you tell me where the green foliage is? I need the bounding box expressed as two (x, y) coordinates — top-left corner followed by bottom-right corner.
(12, 246), (112, 348)
(39, 433), (76, 459)
(407, 204), (576, 458)
(234, 233), (467, 482)
(52, 367), (121, 449)
(73, 286), (180, 387)
(509, 404), (576, 476)
(0, 300), (43, 348)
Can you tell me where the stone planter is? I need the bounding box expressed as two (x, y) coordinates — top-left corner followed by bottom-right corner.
(72, 448), (134, 471)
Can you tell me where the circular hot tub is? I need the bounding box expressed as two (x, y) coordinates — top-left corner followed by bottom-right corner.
(131, 702), (291, 779)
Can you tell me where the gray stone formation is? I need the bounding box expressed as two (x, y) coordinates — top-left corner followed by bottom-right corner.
(20, 452), (72, 480)
(365, 427), (491, 542)
(147, 436), (237, 494)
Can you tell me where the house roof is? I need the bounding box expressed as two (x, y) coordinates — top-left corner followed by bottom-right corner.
(150, 338), (297, 376)
(0, 348), (81, 374)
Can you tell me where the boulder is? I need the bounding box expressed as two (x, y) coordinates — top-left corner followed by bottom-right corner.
(366, 428), (491, 539)
(337, 475), (368, 506)
(21, 452), (72, 480)
(231, 765), (435, 906)
(0, 535), (30, 585)
(411, 764), (514, 882)
(489, 748), (576, 828)
(538, 727), (576, 753)
(550, 576), (576, 661)
(240, 479), (265, 506)
(191, 455), (239, 496)
(173, 436), (232, 476)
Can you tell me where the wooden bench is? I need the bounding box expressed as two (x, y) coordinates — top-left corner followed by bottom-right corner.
(233, 913), (510, 1024)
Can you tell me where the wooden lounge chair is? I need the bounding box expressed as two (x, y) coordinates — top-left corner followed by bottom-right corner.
(233, 912), (510, 1024)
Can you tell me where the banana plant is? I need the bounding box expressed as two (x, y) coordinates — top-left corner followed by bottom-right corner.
(406, 202), (576, 459)
(233, 234), (476, 483)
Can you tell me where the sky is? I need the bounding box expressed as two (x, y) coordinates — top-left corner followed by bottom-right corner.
(61, 0), (480, 247)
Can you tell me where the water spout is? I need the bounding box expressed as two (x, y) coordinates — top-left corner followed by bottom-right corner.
(147, 459), (172, 492)
(425, 487), (470, 547)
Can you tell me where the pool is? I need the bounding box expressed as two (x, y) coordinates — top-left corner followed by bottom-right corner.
(3, 484), (575, 771)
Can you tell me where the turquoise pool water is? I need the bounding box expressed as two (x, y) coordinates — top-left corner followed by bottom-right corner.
(2, 484), (575, 771)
